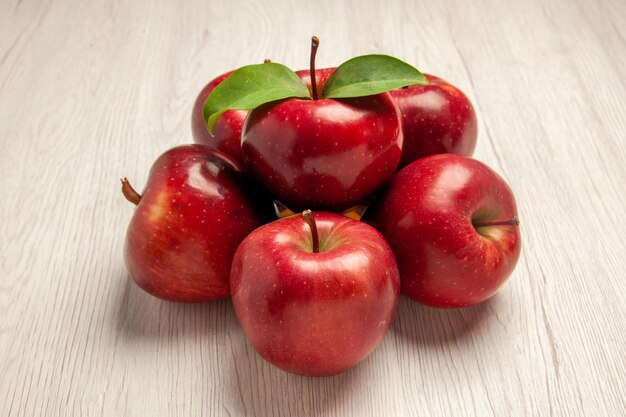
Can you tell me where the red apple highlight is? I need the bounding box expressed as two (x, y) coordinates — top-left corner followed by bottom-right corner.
(390, 74), (477, 169)
(122, 144), (273, 302)
(364, 154), (521, 308)
(231, 211), (400, 376)
(295, 67), (336, 92)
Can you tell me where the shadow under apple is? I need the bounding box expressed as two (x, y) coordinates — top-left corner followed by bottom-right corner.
(390, 293), (505, 347)
(110, 271), (507, 417)
(113, 274), (239, 342)
(221, 332), (369, 417)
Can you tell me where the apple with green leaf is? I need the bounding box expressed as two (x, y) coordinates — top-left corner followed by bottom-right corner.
(191, 71), (247, 165)
(203, 37), (428, 211)
(191, 60), (274, 166)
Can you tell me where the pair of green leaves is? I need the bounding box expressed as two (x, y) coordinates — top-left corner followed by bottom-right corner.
(203, 55), (427, 132)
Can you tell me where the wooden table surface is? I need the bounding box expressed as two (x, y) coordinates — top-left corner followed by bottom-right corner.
(1, 0), (625, 415)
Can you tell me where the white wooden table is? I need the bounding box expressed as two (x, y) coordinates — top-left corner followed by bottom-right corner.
(1, 0), (625, 415)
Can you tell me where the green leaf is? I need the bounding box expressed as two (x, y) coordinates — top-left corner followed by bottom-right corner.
(203, 63), (311, 132)
(321, 55), (427, 99)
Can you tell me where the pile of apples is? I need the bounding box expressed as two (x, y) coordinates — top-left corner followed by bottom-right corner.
(121, 37), (521, 377)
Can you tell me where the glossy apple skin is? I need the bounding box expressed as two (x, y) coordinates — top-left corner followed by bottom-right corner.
(364, 154), (521, 308)
(231, 212), (400, 376)
(242, 69), (403, 212)
(390, 74), (477, 169)
(124, 144), (274, 302)
(191, 71), (248, 165)
(295, 67), (336, 92)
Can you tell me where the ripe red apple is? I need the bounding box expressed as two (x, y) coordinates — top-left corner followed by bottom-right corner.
(231, 211), (400, 376)
(390, 74), (477, 169)
(364, 154), (521, 308)
(122, 144), (273, 302)
(295, 67), (336, 91)
(241, 45), (403, 212)
(191, 71), (247, 165)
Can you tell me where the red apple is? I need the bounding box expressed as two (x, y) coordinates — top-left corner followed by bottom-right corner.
(364, 154), (521, 308)
(122, 144), (273, 302)
(241, 51), (403, 212)
(191, 71), (247, 165)
(295, 67), (336, 91)
(231, 211), (400, 376)
(390, 74), (477, 169)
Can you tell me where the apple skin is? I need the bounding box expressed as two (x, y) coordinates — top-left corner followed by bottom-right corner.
(294, 67), (336, 92)
(363, 154), (521, 308)
(190, 68), (335, 168)
(241, 68), (403, 212)
(124, 144), (274, 302)
(390, 74), (477, 169)
(231, 212), (400, 376)
(191, 71), (248, 165)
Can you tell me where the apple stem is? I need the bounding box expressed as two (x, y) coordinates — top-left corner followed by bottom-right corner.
(121, 177), (141, 205)
(473, 217), (520, 228)
(302, 209), (319, 253)
(309, 36), (320, 100)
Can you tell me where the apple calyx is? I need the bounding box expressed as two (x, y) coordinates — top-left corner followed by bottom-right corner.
(121, 177), (141, 205)
(309, 36), (320, 100)
(302, 209), (320, 253)
(264, 58), (272, 63)
(473, 217), (520, 228)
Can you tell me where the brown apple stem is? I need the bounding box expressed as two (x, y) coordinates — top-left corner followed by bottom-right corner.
(473, 217), (520, 228)
(302, 209), (319, 253)
(264, 58), (272, 63)
(121, 177), (141, 205)
(309, 36), (320, 100)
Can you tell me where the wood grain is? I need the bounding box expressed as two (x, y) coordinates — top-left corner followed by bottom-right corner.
(1, 0), (624, 415)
